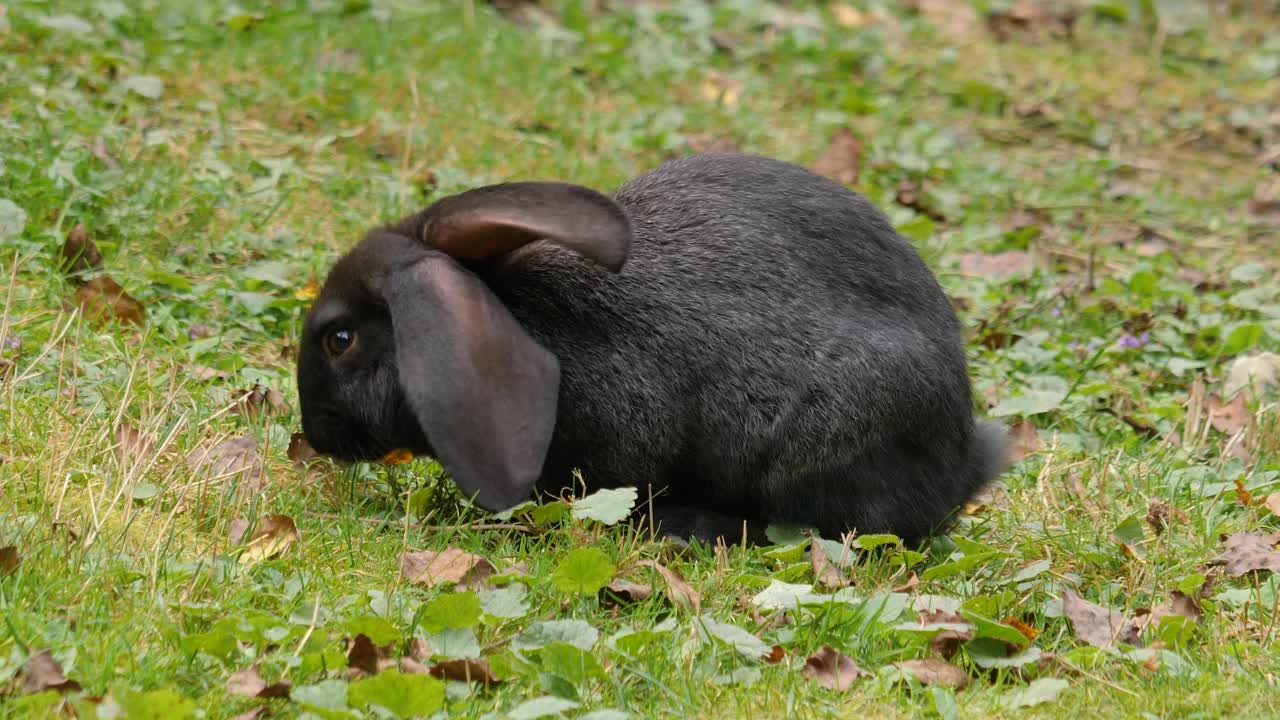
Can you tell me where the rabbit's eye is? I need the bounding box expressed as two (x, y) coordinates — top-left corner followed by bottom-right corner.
(323, 329), (356, 358)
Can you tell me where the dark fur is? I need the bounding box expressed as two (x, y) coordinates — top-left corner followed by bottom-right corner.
(298, 154), (1009, 545)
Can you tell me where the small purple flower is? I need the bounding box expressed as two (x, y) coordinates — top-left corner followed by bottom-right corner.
(1, 335), (18, 351)
(1117, 331), (1150, 350)
(1051, 307), (1062, 317)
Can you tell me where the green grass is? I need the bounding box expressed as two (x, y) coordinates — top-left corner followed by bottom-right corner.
(2, 0), (1280, 717)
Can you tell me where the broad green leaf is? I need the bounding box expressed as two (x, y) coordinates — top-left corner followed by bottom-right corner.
(854, 533), (901, 551)
(509, 695), (580, 720)
(920, 551), (1004, 580)
(751, 580), (814, 610)
(1223, 322), (1263, 355)
(0, 199), (25, 240)
(121, 75), (165, 99)
(1001, 677), (1070, 709)
(344, 615), (399, 646)
(349, 669), (445, 719)
(932, 687), (960, 720)
(989, 390), (1066, 418)
(964, 638), (1043, 668)
(39, 14), (93, 34)
(570, 487), (637, 525)
(423, 627), (480, 659)
(513, 620), (599, 652)
(765, 524), (812, 545)
(551, 547), (616, 596)
(416, 591), (481, 633)
(481, 583), (531, 619)
(958, 610), (1030, 648)
(131, 482), (159, 500)
(113, 687), (196, 720)
(697, 616), (771, 659)
(537, 641), (605, 686)
(291, 679), (350, 713)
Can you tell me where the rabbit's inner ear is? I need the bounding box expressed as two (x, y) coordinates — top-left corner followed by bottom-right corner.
(421, 182), (631, 272)
(384, 252), (559, 511)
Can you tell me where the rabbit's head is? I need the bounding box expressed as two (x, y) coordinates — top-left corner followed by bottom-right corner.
(296, 181), (631, 509)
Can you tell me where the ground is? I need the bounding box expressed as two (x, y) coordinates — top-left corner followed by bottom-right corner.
(1, 0), (1279, 718)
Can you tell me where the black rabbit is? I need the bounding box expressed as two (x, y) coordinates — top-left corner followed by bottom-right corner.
(296, 154), (1008, 545)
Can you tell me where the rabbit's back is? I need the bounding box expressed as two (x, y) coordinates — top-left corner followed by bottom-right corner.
(495, 154), (988, 541)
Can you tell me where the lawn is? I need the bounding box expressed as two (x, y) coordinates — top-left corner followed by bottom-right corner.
(2, 0), (1279, 718)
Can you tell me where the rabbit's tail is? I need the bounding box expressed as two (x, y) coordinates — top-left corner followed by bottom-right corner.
(970, 419), (1011, 490)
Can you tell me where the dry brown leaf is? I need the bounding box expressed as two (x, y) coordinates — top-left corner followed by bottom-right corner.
(1003, 616), (1039, 642)
(21, 650), (82, 694)
(73, 275), (146, 326)
(1206, 393), (1250, 435)
(0, 545), (18, 575)
(638, 559), (702, 612)
(400, 547), (496, 589)
(1217, 531), (1280, 577)
(114, 422), (154, 460)
(914, 609), (974, 659)
(1062, 590), (1141, 648)
(602, 579), (654, 604)
(1008, 420), (1040, 462)
(187, 435), (262, 481)
(957, 251), (1034, 279)
(894, 658), (969, 690)
(893, 572), (920, 593)
(347, 634), (380, 676)
(802, 646), (864, 690)
(399, 656), (432, 675)
(809, 539), (848, 589)
(226, 663), (292, 698)
(429, 658), (501, 686)
(1144, 498), (1184, 534)
(1247, 179), (1280, 221)
(238, 514), (299, 563)
(1264, 493), (1280, 517)
(60, 222), (104, 277)
(288, 432), (319, 469)
(985, 0), (1078, 41)
(1136, 590), (1203, 634)
(811, 129), (864, 186)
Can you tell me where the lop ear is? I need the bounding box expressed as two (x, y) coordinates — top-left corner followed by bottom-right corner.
(384, 250), (559, 511)
(421, 182), (632, 272)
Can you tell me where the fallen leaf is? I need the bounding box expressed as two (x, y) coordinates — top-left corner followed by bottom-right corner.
(957, 251), (1034, 279)
(1264, 493), (1280, 517)
(893, 572), (920, 593)
(114, 422), (154, 461)
(811, 129), (864, 186)
(400, 547), (496, 589)
(1144, 498), (1184, 534)
(802, 646), (864, 691)
(1007, 420), (1040, 462)
(766, 645), (786, 664)
(238, 514), (299, 562)
(1247, 179), (1280, 221)
(914, 609), (974, 659)
(0, 545), (17, 575)
(233, 383), (289, 420)
(347, 634), (381, 676)
(602, 579), (653, 604)
(1206, 393), (1250, 435)
(21, 650), (82, 694)
(1137, 590), (1203, 632)
(985, 0), (1078, 41)
(226, 664), (292, 698)
(73, 275), (146, 326)
(1224, 352), (1280, 400)
(894, 658), (969, 690)
(59, 222), (104, 277)
(1062, 590), (1141, 648)
(429, 658), (501, 686)
(187, 435), (263, 488)
(1216, 531), (1280, 577)
(638, 560), (701, 612)
(228, 518), (250, 545)
(288, 432), (319, 469)
(809, 539), (848, 589)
